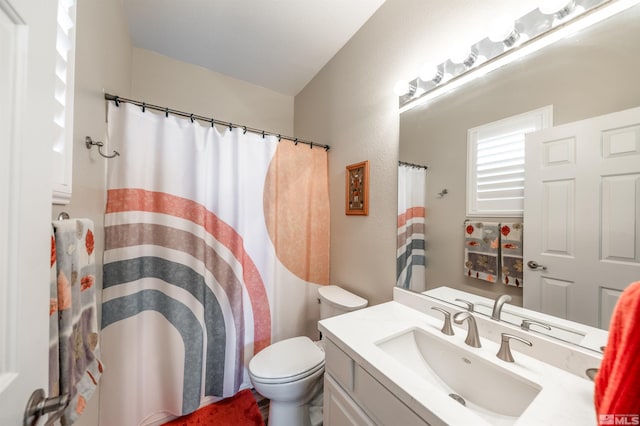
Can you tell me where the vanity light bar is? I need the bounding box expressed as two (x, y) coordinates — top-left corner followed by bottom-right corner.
(398, 0), (640, 113)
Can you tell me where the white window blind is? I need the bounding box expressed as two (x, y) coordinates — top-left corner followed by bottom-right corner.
(52, 0), (76, 204)
(467, 106), (553, 217)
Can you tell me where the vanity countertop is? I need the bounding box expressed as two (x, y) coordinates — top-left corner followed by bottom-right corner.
(319, 301), (597, 426)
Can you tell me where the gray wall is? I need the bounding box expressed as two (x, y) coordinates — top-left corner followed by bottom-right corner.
(295, 0), (640, 306)
(294, 0), (541, 306)
(130, 48), (294, 134)
(51, 1), (133, 423)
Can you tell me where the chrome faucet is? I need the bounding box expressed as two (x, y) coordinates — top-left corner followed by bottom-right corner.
(453, 312), (481, 348)
(431, 307), (454, 335)
(491, 294), (512, 321)
(497, 333), (532, 362)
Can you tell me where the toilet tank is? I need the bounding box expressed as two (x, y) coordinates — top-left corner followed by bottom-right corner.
(318, 285), (368, 320)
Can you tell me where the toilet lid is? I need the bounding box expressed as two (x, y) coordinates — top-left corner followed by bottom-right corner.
(249, 336), (325, 383)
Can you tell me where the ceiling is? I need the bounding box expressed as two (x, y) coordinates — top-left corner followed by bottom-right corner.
(123, 0), (387, 96)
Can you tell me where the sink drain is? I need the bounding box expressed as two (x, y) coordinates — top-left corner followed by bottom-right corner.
(449, 393), (466, 406)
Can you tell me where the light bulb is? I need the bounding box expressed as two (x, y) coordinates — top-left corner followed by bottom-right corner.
(539, 0), (575, 17)
(450, 46), (477, 68)
(418, 63), (443, 84)
(393, 80), (410, 96)
(450, 46), (470, 64)
(488, 17), (520, 47)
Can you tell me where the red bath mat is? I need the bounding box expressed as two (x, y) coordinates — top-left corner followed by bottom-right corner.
(163, 389), (264, 426)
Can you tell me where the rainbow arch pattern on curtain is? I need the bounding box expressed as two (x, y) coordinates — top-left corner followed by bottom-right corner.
(100, 103), (330, 425)
(397, 164), (427, 291)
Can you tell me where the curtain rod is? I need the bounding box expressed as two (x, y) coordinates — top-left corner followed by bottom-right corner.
(104, 93), (330, 151)
(398, 160), (428, 170)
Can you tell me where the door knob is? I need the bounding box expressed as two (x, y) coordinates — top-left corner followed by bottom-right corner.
(526, 260), (547, 270)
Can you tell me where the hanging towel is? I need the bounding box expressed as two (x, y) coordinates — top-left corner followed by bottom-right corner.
(49, 226), (60, 398)
(464, 221), (500, 283)
(595, 281), (640, 424)
(51, 219), (103, 425)
(500, 222), (524, 287)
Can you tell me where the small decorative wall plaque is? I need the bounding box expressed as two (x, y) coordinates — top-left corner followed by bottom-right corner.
(345, 160), (369, 215)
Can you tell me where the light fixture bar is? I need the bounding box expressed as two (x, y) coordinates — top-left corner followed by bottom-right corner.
(398, 0), (639, 113)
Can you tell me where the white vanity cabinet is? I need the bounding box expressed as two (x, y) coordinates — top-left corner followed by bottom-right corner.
(319, 300), (599, 426)
(323, 339), (429, 426)
(324, 375), (374, 426)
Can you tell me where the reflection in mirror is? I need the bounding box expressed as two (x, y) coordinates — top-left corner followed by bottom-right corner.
(424, 286), (608, 354)
(397, 162), (428, 291)
(397, 3), (640, 351)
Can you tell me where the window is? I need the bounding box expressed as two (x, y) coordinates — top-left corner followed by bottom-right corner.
(467, 106), (553, 217)
(52, 0), (76, 204)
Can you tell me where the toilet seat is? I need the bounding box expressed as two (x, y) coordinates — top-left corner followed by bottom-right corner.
(249, 336), (325, 384)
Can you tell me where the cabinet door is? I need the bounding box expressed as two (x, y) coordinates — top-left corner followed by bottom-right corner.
(324, 375), (375, 426)
(353, 365), (430, 426)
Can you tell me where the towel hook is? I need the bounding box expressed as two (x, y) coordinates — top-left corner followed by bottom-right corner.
(85, 136), (120, 159)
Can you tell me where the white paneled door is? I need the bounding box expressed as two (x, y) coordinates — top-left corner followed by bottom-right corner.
(524, 106), (640, 329)
(0, 0), (58, 424)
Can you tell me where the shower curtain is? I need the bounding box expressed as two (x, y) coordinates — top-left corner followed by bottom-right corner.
(100, 103), (329, 425)
(397, 164), (427, 291)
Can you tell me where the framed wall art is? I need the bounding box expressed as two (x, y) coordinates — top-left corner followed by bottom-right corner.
(345, 160), (369, 215)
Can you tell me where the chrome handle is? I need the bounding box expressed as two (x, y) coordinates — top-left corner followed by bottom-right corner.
(497, 333), (532, 362)
(526, 260), (547, 270)
(454, 298), (474, 312)
(521, 319), (552, 331)
(431, 307), (454, 335)
(23, 389), (70, 426)
(501, 333), (532, 346)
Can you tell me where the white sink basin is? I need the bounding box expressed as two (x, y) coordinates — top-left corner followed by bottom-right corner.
(376, 327), (541, 423)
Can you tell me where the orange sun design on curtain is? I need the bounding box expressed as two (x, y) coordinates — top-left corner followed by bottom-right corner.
(263, 142), (330, 285)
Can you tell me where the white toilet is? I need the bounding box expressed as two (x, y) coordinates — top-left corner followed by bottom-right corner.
(248, 285), (368, 426)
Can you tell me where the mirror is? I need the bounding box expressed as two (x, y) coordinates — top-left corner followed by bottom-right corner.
(397, 4), (640, 353)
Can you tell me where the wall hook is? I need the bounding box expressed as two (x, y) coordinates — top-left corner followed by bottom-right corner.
(438, 188), (448, 197)
(85, 136), (120, 159)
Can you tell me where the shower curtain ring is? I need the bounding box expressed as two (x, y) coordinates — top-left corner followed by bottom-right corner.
(85, 136), (120, 159)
